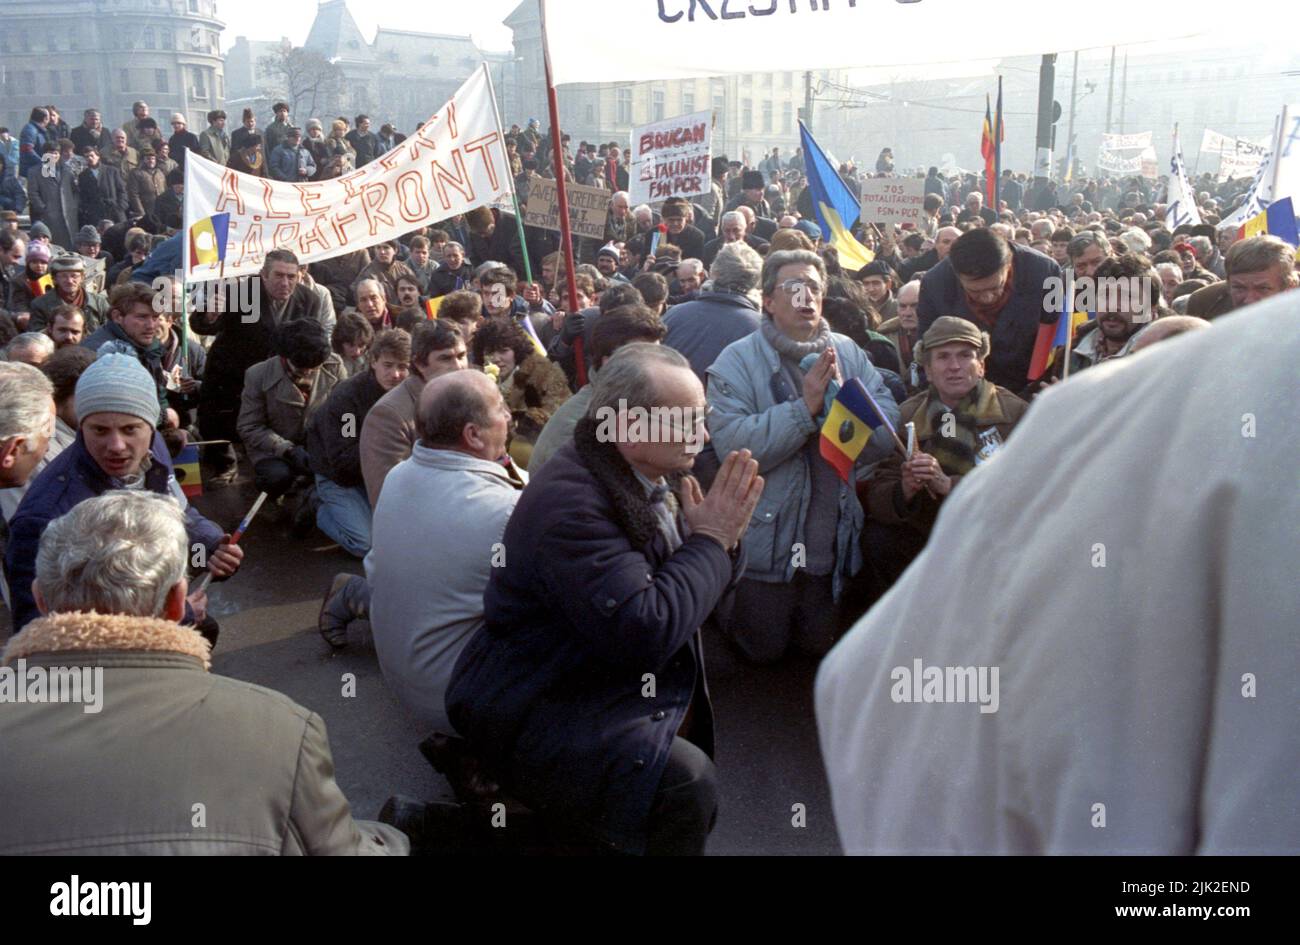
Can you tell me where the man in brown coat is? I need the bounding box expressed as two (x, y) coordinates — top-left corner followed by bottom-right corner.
(1185, 234), (1297, 319)
(127, 147), (166, 220)
(0, 491), (406, 855)
(862, 316), (1028, 591)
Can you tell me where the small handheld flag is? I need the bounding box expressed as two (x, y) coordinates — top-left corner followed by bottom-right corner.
(189, 212), (230, 270)
(423, 295), (445, 319)
(174, 444), (203, 498)
(819, 377), (899, 481)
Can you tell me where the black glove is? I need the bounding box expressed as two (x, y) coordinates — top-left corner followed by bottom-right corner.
(560, 310), (586, 342)
(287, 445), (313, 475)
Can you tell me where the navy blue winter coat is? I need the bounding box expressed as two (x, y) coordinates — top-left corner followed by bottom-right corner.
(916, 241), (1063, 393)
(447, 420), (745, 853)
(5, 432), (224, 633)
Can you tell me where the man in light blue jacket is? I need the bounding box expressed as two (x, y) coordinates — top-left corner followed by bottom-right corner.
(707, 249), (899, 663)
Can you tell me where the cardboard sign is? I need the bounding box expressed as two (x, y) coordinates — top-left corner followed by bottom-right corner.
(628, 110), (713, 205)
(524, 176), (609, 240)
(859, 177), (925, 228)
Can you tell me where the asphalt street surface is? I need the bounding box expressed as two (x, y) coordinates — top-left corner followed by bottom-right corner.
(10, 462), (845, 855)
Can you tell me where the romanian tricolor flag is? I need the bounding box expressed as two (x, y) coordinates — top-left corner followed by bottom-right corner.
(819, 377), (897, 482)
(1028, 306), (1092, 381)
(173, 444), (202, 498)
(798, 121), (874, 271)
(981, 80), (1004, 208)
(1237, 196), (1299, 247)
(188, 212), (230, 270)
(423, 296), (445, 319)
(27, 272), (53, 298)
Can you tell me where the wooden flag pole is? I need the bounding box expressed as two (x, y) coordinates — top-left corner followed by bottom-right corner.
(540, 0), (586, 387)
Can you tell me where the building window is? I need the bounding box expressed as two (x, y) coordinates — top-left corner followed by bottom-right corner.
(50, 71), (62, 95)
(762, 101), (772, 133)
(586, 104), (594, 123)
(652, 90), (665, 122)
(217, 74), (224, 99)
(190, 0), (199, 11)
(742, 99), (752, 130)
(192, 67), (207, 98)
(712, 79), (725, 113)
(143, 27), (155, 49)
(162, 29), (174, 50)
(682, 87), (695, 114)
(156, 69), (169, 93)
(785, 72), (794, 89)
(22, 72), (36, 95)
(617, 87), (632, 124)
(782, 102), (792, 134)
(121, 69), (133, 92)
(72, 70), (85, 94)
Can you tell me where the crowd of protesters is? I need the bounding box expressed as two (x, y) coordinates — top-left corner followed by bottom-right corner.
(0, 93), (1295, 856)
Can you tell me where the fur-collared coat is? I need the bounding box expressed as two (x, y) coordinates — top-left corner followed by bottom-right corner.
(0, 611), (407, 855)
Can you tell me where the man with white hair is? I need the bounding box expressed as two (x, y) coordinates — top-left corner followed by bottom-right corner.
(899, 225), (960, 283)
(603, 190), (636, 244)
(957, 191), (995, 226)
(0, 362), (55, 490)
(702, 210), (768, 269)
(0, 491), (407, 855)
(4, 332), (55, 367)
(663, 241), (763, 384)
(673, 258), (705, 302)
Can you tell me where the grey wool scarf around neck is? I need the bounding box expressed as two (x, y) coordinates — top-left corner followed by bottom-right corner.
(760, 314), (831, 362)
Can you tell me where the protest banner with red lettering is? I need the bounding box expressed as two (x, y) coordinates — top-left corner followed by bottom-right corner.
(183, 64), (511, 282)
(859, 178), (926, 229)
(628, 110), (712, 207)
(524, 175), (609, 240)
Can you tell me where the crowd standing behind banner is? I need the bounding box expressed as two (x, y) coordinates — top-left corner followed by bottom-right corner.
(0, 84), (1296, 857)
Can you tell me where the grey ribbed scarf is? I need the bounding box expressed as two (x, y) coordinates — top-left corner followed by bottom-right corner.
(760, 314), (831, 361)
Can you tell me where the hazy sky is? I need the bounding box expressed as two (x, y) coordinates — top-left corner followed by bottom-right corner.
(218, 0), (521, 52)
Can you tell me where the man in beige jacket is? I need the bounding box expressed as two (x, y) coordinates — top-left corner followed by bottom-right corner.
(0, 491), (406, 854)
(359, 319), (467, 507)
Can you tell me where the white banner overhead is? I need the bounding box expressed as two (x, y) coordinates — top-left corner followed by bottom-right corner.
(540, 0), (1268, 85)
(183, 64), (512, 282)
(1101, 131), (1151, 150)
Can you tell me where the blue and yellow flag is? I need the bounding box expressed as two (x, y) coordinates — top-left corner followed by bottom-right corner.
(798, 122), (874, 271)
(819, 377), (896, 481)
(188, 212), (230, 270)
